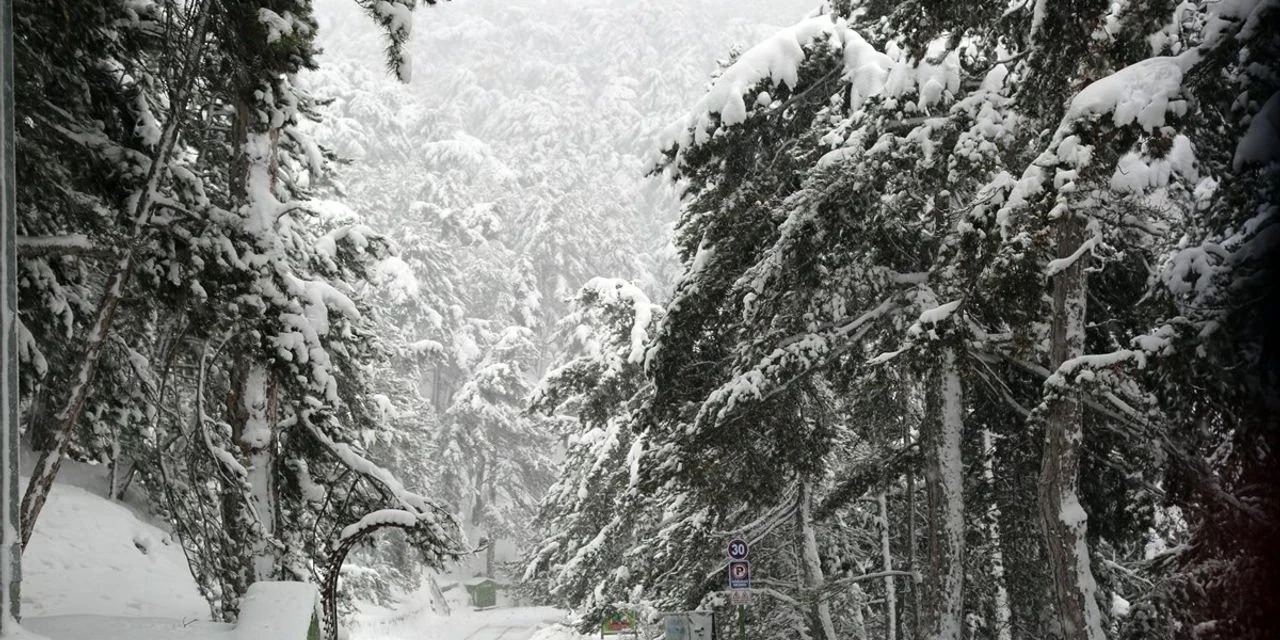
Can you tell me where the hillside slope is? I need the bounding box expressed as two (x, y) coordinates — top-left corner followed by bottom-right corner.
(20, 473), (209, 621)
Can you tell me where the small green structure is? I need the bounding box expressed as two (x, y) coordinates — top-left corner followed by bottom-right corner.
(463, 577), (500, 609)
(601, 610), (639, 637)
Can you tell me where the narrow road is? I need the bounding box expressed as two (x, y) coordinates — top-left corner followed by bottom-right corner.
(352, 605), (567, 640)
(463, 625), (536, 640)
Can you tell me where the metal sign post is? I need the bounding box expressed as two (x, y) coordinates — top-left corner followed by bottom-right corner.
(726, 539), (752, 640)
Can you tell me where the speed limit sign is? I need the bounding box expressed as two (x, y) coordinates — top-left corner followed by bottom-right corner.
(727, 538), (749, 560)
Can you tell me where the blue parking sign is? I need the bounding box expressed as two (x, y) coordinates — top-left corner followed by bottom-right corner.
(728, 560), (750, 589)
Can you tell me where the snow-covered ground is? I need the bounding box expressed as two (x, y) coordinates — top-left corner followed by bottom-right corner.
(11, 460), (582, 640)
(352, 604), (570, 640)
(13, 464), (224, 639)
(20, 477), (210, 621)
(349, 572), (575, 640)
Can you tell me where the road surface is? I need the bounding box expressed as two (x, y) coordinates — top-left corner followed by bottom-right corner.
(352, 605), (569, 640)
(461, 624), (540, 640)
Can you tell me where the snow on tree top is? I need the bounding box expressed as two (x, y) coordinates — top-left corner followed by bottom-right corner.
(373, 1), (414, 38)
(1203, 0), (1272, 47)
(258, 9), (312, 45)
(658, 16), (891, 160)
(1061, 55), (1190, 132)
(580, 277), (654, 365)
(881, 37), (960, 111)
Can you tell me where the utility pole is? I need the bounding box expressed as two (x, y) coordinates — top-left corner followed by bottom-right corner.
(0, 0), (22, 628)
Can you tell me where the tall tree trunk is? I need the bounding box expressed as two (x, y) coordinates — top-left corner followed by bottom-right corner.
(905, 419), (918, 639)
(471, 458), (490, 577)
(21, 254), (132, 549)
(17, 1), (210, 548)
(879, 488), (897, 640)
(1038, 214), (1105, 640)
(920, 349), (965, 640)
(106, 423), (121, 500)
(798, 480), (837, 640)
(231, 97), (252, 204)
(982, 429), (1012, 640)
(483, 478), (496, 578)
(235, 364), (278, 581)
(850, 583), (868, 640)
(220, 360), (281, 610)
(220, 359), (253, 619)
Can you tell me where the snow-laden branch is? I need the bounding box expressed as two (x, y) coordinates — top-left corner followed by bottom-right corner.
(714, 485), (798, 538)
(749, 570), (918, 606)
(1045, 229), (1102, 277)
(732, 587), (802, 608)
(195, 339), (248, 480)
(995, 348), (1269, 526)
(693, 296), (901, 433)
(990, 53), (1198, 234)
(339, 508), (420, 542)
(579, 277), (656, 366)
(17, 234), (114, 258)
(657, 15), (891, 165)
(1233, 90), (1280, 170)
(868, 293), (964, 365)
(824, 570), (919, 591)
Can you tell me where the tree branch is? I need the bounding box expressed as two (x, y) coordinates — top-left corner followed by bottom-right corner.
(17, 235), (117, 259)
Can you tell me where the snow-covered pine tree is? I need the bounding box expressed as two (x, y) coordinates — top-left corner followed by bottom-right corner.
(433, 325), (556, 578)
(644, 7), (1011, 637)
(609, 0), (1279, 638)
(15, 0), (216, 547)
(15, 0), (468, 629)
(524, 278), (660, 610)
(1110, 1), (1280, 637)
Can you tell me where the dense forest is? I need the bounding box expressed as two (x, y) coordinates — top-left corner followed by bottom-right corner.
(10, 0), (1278, 639)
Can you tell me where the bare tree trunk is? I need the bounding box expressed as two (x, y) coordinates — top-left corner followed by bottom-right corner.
(20, 254), (132, 548)
(920, 349), (964, 640)
(17, 1), (211, 548)
(236, 364), (278, 581)
(220, 359), (253, 619)
(1038, 214), (1105, 640)
(879, 489), (897, 640)
(483, 479), (496, 579)
(106, 424), (121, 500)
(983, 429), (1012, 640)
(470, 458), (491, 577)
(798, 480), (837, 640)
(850, 583), (868, 640)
